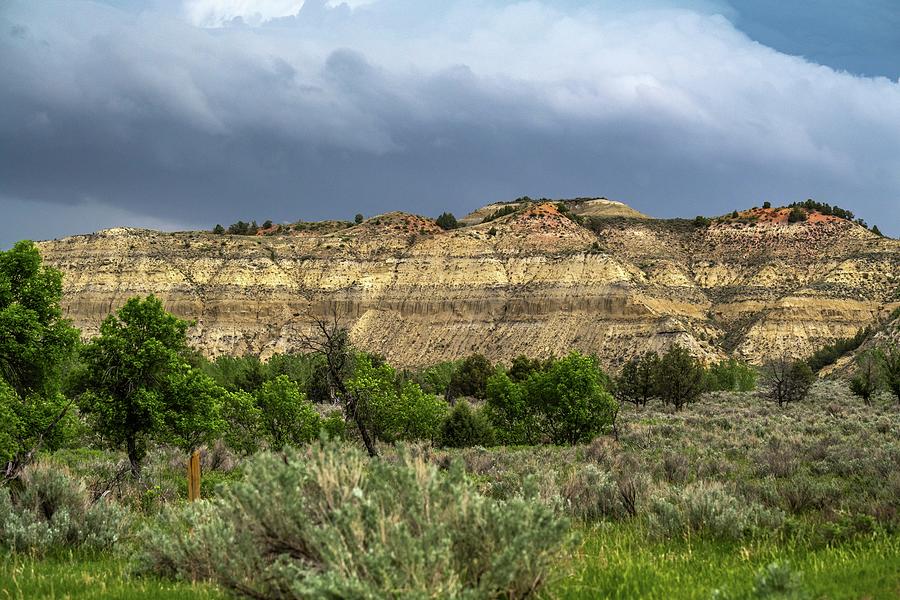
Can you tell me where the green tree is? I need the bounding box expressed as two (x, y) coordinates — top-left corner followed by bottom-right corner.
(395, 382), (448, 443)
(75, 295), (221, 477)
(255, 375), (320, 448)
(0, 241), (80, 476)
(877, 344), (900, 404)
(348, 355), (447, 444)
(227, 221), (250, 235)
(435, 212), (459, 230)
(849, 351), (880, 406)
(439, 401), (495, 448)
(615, 351), (660, 406)
(354, 213), (364, 225)
(655, 345), (706, 411)
(507, 355), (545, 383)
(485, 371), (532, 444)
(0, 380), (22, 466)
(220, 390), (262, 455)
(212, 224), (225, 235)
(415, 360), (459, 396)
(523, 352), (617, 444)
(0, 241), (80, 399)
(447, 354), (493, 400)
(705, 358), (757, 392)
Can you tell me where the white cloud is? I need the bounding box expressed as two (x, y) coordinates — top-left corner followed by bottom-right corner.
(184, 0), (306, 26)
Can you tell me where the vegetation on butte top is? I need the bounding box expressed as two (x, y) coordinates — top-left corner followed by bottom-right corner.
(210, 196), (885, 245)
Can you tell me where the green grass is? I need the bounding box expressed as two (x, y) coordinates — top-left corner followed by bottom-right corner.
(548, 523), (900, 599)
(0, 553), (227, 600)
(2, 529), (898, 600)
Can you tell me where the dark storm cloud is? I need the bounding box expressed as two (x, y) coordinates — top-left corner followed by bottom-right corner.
(1, 0), (899, 248)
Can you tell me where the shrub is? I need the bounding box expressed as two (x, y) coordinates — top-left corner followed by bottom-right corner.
(693, 216), (711, 227)
(787, 206), (807, 223)
(752, 562), (805, 598)
(648, 482), (783, 541)
(763, 201), (772, 209)
(0, 462), (126, 554)
(789, 199), (855, 221)
(354, 213), (364, 224)
(440, 401), (495, 448)
(135, 443), (569, 599)
(212, 224), (225, 234)
(481, 205), (519, 223)
(435, 212), (459, 230)
(561, 464), (622, 521)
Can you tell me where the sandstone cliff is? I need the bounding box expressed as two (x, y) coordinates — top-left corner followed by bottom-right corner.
(36, 202), (900, 369)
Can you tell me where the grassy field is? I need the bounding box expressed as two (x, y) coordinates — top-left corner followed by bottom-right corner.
(0, 553), (226, 600)
(549, 523), (900, 599)
(3, 526), (898, 600)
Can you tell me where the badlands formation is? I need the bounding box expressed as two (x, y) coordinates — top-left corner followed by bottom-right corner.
(36, 199), (900, 369)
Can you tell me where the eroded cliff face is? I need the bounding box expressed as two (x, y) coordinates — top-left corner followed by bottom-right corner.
(36, 203), (900, 369)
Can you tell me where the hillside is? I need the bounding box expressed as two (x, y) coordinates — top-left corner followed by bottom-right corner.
(36, 201), (900, 369)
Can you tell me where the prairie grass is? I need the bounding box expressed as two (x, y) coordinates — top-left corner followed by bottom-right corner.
(548, 522), (900, 599)
(0, 552), (226, 600)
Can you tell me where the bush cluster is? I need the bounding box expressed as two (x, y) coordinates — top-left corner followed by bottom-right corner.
(788, 199), (855, 222)
(614, 346), (753, 410)
(135, 442), (569, 599)
(806, 327), (870, 372)
(480, 204), (520, 223)
(484, 352), (618, 445)
(648, 482), (783, 541)
(434, 212), (460, 230)
(0, 462), (126, 554)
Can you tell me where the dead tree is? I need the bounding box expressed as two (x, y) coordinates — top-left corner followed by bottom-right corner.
(298, 308), (378, 457)
(762, 355), (814, 407)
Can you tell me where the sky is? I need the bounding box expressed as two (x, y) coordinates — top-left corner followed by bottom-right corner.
(1, 0), (899, 247)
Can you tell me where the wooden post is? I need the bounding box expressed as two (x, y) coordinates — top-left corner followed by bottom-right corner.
(187, 450), (201, 501)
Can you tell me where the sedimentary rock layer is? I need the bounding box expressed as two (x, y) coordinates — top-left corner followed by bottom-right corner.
(36, 204), (900, 368)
